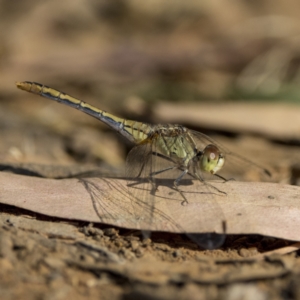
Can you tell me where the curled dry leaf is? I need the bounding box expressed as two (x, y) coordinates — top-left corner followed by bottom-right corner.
(0, 172), (300, 241)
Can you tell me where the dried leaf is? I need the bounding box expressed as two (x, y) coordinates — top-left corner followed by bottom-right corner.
(1, 172), (300, 242)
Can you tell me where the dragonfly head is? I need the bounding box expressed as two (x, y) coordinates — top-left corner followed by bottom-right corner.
(198, 144), (225, 175)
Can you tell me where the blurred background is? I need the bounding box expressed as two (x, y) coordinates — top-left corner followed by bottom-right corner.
(1, 0), (300, 182)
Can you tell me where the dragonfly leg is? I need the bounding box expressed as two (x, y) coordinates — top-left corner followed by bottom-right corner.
(151, 152), (175, 164)
(194, 170), (227, 196)
(174, 169), (189, 205)
(148, 166), (177, 193)
(148, 175), (156, 193)
(214, 173), (235, 182)
(150, 166), (189, 205)
(150, 166), (177, 177)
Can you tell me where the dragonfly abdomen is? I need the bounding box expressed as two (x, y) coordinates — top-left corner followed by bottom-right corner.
(16, 81), (152, 144)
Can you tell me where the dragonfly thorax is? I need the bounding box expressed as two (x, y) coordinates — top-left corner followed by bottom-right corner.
(156, 135), (195, 164)
(153, 125), (195, 166)
(197, 144), (225, 175)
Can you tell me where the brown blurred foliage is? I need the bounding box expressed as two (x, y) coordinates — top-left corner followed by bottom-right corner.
(2, 0), (300, 104)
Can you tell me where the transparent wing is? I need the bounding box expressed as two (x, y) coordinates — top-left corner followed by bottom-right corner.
(79, 177), (184, 234)
(125, 138), (186, 229)
(189, 130), (272, 182)
(125, 141), (156, 230)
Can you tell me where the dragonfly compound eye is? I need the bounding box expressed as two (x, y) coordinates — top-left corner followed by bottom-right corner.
(200, 144), (225, 175)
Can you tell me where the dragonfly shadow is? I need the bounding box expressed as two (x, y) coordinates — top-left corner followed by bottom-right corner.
(127, 177), (225, 195)
(78, 177), (182, 231)
(188, 233), (226, 250)
(78, 177), (227, 249)
(0, 164), (45, 178)
(187, 220), (227, 250)
(127, 177), (194, 187)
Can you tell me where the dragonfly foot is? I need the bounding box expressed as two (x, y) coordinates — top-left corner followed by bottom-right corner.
(181, 200), (189, 206)
(224, 177), (235, 182)
(213, 187), (227, 196)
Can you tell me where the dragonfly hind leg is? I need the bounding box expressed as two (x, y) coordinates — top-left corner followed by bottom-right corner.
(149, 166), (177, 194)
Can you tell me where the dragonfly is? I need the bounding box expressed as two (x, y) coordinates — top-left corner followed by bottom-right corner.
(16, 81), (270, 248)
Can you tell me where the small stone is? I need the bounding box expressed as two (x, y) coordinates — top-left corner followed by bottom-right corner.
(130, 240), (140, 251)
(43, 257), (65, 269)
(173, 250), (182, 258)
(82, 224), (104, 237)
(135, 247), (144, 257)
(239, 247), (258, 258)
(125, 236), (140, 242)
(142, 238), (152, 247)
(120, 248), (135, 260)
(103, 228), (118, 237)
(114, 240), (123, 248)
(155, 243), (170, 252)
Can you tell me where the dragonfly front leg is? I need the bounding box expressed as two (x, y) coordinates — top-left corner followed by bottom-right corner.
(192, 163), (227, 196)
(194, 169), (227, 196)
(214, 173), (235, 182)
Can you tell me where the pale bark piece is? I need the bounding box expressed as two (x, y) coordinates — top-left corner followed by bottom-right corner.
(0, 172), (300, 241)
(252, 242), (300, 260)
(154, 102), (300, 140)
